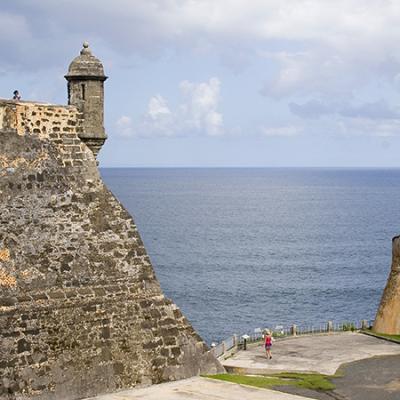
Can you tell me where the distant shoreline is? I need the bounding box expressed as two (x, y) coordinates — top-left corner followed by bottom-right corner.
(100, 166), (400, 170)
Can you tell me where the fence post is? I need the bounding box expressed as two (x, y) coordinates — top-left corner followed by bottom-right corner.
(291, 324), (297, 336)
(327, 321), (333, 332)
(242, 334), (249, 350)
(361, 320), (368, 330)
(210, 342), (216, 356)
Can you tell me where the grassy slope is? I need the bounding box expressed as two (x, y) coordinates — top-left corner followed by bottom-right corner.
(363, 330), (400, 342)
(207, 372), (336, 391)
(375, 333), (400, 341)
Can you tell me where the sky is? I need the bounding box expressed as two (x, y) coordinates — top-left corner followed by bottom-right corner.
(1, 0), (400, 167)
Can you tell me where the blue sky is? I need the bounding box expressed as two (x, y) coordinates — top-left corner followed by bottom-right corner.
(1, 0), (400, 167)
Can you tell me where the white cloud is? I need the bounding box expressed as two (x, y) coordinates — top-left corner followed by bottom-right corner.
(288, 98), (400, 136)
(290, 99), (400, 120)
(3, 1), (400, 85)
(179, 78), (223, 136)
(3, 0), (400, 138)
(116, 115), (134, 137)
(260, 50), (356, 98)
(140, 95), (175, 136)
(336, 117), (400, 137)
(147, 95), (171, 119)
(117, 78), (223, 137)
(259, 125), (302, 137)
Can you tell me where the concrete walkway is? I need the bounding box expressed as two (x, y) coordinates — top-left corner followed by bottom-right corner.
(333, 354), (400, 400)
(87, 377), (310, 400)
(86, 332), (400, 400)
(222, 332), (400, 375)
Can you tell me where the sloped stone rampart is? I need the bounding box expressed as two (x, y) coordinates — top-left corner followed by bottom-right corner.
(0, 101), (223, 400)
(373, 236), (400, 334)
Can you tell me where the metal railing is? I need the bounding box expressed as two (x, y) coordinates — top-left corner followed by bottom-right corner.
(210, 334), (238, 358)
(210, 319), (374, 359)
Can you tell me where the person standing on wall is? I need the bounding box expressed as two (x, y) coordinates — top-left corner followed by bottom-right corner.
(12, 90), (21, 100)
(264, 329), (274, 359)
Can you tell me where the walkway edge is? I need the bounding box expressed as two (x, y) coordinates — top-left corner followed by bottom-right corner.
(360, 330), (400, 345)
(201, 377), (313, 400)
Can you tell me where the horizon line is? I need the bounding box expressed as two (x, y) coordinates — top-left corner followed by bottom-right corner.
(99, 165), (400, 169)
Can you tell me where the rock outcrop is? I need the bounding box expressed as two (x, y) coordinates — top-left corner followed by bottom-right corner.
(373, 236), (400, 334)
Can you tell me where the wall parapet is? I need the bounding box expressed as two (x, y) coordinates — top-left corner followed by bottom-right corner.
(0, 100), (94, 171)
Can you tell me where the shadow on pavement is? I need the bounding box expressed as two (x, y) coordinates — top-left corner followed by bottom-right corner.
(272, 354), (400, 400)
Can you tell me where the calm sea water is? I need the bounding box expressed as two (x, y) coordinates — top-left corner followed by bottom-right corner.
(101, 168), (400, 344)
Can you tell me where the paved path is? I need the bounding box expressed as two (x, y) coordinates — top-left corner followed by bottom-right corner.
(86, 332), (400, 400)
(333, 354), (400, 400)
(86, 377), (310, 400)
(222, 332), (400, 375)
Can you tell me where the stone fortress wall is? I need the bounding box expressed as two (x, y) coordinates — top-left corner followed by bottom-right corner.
(0, 45), (222, 400)
(373, 236), (400, 335)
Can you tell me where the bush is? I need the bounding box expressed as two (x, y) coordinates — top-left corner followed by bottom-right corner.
(342, 322), (356, 332)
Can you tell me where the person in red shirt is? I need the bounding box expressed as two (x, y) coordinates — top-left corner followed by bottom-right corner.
(264, 329), (274, 359)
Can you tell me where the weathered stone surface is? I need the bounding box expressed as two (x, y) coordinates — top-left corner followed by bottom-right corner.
(373, 236), (400, 334)
(65, 43), (107, 158)
(0, 98), (223, 399)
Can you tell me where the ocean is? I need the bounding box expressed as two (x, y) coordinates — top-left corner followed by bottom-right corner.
(101, 168), (400, 344)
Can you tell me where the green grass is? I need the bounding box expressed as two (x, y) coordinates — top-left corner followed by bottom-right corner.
(274, 372), (336, 390)
(206, 372), (337, 391)
(362, 329), (400, 342)
(207, 374), (294, 389)
(374, 333), (400, 341)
